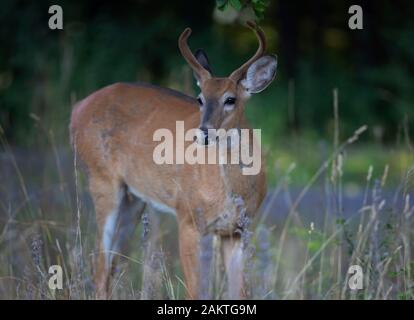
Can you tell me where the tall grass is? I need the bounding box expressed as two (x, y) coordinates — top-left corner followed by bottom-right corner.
(0, 96), (413, 299)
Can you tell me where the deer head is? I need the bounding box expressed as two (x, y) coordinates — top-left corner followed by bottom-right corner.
(179, 21), (277, 145)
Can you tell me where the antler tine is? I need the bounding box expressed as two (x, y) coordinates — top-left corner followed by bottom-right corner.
(229, 21), (266, 82)
(178, 28), (211, 81)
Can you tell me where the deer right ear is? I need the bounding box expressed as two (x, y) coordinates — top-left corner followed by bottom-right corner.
(194, 49), (213, 86)
(240, 55), (277, 94)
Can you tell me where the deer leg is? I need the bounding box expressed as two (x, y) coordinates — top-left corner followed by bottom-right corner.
(92, 181), (146, 299)
(110, 188), (146, 271)
(90, 176), (123, 300)
(221, 235), (246, 299)
(177, 216), (201, 299)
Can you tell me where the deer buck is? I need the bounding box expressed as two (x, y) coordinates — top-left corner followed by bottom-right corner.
(70, 21), (277, 299)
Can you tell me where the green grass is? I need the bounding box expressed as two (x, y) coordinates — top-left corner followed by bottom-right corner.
(0, 124), (413, 299)
(265, 140), (414, 187)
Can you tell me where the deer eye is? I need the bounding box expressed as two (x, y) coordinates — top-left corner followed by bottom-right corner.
(224, 97), (236, 105)
(197, 97), (203, 106)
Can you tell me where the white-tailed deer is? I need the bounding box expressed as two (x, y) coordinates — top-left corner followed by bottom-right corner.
(70, 21), (277, 299)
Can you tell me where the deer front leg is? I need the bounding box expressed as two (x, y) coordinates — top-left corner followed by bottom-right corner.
(178, 217), (201, 299)
(221, 235), (246, 299)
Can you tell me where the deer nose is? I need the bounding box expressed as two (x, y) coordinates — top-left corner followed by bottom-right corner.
(199, 127), (209, 145)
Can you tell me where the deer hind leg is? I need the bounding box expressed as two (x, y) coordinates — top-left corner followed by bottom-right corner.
(91, 177), (145, 299)
(221, 235), (246, 299)
(110, 186), (146, 275)
(90, 176), (121, 299)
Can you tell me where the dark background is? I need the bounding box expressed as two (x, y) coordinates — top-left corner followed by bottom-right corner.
(1, 0), (413, 146)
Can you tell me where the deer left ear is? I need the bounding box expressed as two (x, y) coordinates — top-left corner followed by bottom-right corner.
(241, 55), (277, 94)
(194, 49), (213, 86)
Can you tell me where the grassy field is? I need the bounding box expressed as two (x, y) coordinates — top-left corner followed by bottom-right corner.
(1, 0), (413, 301)
(0, 123), (413, 300)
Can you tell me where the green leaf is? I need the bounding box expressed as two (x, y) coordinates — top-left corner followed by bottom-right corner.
(252, 0), (269, 20)
(253, 8), (265, 20)
(216, 0), (229, 11)
(230, 0), (243, 11)
(254, 2), (267, 11)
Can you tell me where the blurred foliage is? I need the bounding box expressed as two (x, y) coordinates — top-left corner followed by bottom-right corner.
(216, 0), (269, 20)
(0, 0), (413, 147)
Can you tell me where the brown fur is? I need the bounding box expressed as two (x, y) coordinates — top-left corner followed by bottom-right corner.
(70, 81), (266, 299)
(70, 22), (271, 299)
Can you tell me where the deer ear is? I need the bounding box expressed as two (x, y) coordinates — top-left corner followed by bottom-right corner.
(194, 49), (213, 85)
(241, 55), (277, 94)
